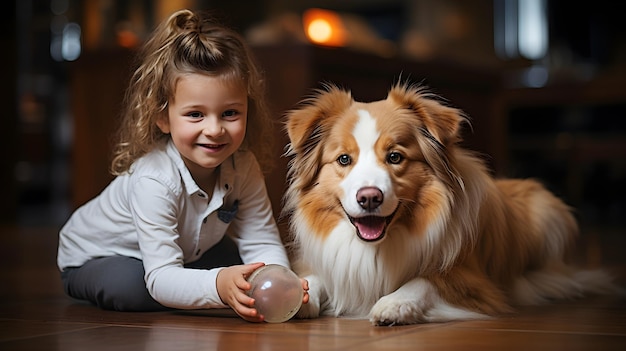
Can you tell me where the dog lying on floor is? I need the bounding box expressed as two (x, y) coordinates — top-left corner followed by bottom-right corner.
(282, 82), (620, 326)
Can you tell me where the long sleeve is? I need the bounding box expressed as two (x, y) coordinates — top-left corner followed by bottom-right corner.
(130, 176), (227, 309)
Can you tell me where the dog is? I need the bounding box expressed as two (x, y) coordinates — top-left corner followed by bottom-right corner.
(282, 82), (620, 326)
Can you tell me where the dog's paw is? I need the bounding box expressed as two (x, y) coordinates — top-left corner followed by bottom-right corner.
(370, 279), (490, 325)
(369, 278), (441, 325)
(369, 294), (429, 326)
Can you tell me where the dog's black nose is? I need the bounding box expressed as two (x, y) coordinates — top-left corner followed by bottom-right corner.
(357, 187), (384, 211)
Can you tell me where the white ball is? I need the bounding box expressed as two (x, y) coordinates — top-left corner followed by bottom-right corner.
(247, 264), (303, 323)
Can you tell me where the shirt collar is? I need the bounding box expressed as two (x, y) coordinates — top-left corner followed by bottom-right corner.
(165, 139), (236, 197)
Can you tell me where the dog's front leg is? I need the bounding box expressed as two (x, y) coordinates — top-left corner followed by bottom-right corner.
(369, 277), (487, 325)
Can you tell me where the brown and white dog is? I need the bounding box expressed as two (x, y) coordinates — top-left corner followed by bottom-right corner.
(283, 82), (619, 326)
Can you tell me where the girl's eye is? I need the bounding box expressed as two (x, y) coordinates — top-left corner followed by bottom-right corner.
(187, 111), (203, 118)
(337, 154), (352, 166)
(222, 110), (239, 119)
(387, 152), (404, 164)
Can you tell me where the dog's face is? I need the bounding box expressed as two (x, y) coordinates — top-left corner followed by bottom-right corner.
(285, 83), (466, 244)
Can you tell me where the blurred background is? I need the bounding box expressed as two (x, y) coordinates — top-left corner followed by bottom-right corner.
(2, 0), (625, 238)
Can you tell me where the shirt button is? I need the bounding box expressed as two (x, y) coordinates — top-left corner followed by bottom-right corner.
(196, 249), (201, 256)
(203, 217), (207, 224)
(224, 184), (229, 190)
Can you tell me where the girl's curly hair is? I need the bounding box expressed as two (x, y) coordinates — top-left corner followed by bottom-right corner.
(110, 9), (274, 175)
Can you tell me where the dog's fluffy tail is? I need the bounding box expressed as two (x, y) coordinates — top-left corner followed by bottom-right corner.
(511, 263), (624, 305)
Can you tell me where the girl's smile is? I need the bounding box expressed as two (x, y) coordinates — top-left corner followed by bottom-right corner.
(197, 143), (227, 152)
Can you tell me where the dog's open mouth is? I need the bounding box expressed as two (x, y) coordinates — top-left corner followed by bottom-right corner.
(349, 214), (395, 242)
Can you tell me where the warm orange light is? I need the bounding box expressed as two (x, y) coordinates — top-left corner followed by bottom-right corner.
(303, 8), (346, 47)
(116, 29), (139, 48)
(308, 19), (333, 42)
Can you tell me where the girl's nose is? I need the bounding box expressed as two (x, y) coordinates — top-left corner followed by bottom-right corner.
(202, 117), (225, 137)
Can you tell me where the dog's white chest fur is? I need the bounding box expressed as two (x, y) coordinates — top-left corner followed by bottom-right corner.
(297, 221), (419, 318)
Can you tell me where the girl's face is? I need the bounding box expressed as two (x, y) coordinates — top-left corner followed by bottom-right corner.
(158, 73), (248, 185)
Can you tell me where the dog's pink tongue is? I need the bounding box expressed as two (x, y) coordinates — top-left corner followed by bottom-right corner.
(354, 216), (386, 241)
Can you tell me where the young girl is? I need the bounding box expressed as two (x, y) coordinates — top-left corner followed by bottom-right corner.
(57, 9), (308, 322)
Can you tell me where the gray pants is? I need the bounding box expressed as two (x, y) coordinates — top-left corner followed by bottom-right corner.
(61, 236), (243, 311)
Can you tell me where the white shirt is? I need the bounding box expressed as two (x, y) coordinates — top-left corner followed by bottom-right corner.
(57, 140), (290, 309)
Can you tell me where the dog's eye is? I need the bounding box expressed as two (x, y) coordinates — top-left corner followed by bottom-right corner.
(337, 154), (352, 166)
(387, 152), (404, 164)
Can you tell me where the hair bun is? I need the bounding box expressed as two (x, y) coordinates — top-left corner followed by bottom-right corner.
(169, 9), (198, 32)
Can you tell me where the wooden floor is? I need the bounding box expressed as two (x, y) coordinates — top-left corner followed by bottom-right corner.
(1, 225), (625, 351)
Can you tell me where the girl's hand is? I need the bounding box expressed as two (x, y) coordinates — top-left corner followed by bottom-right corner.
(300, 278), (310, 305)
(216, 262), (265, 322)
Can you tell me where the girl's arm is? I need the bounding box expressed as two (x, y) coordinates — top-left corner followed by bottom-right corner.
(129, 176), (227, 309)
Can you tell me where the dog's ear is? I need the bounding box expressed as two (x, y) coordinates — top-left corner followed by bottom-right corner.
(387, 83), (466, 146)
(285, 85), (353, 153)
